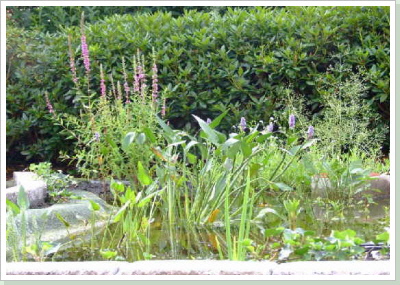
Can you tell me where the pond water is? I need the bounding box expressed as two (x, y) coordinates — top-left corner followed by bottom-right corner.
(8, 179), (389, 262)
(49, 199), (389, 262)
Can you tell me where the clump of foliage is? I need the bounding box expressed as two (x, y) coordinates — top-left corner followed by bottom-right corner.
(29, 162), (77, 203)
(6, 6), (390, 163)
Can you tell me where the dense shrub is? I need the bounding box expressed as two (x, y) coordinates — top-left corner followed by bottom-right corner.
(6, 6), (390, 164)
(6, 6), (228, 33)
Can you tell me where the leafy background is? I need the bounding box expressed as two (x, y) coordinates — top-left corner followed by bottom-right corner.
(6, 6), (390, 164)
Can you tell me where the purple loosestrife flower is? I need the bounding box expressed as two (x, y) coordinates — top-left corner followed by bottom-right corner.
(80, 34), (90, 74)
(151, 63), (159, 103)
(68, 34), (78, 84)
(288, 114), (296, 129)
(133, 72), (140, 94)
(100, 64), (106, 99)
(161, 98), (166, 118)
(139, 66), (147, 98)
(45, 92), (55, 114)
(239, 117), (247, 131)
(94, 132), (101, 142)
(307, 126), (315, 140)
(117, 81), (122, 100)
(122, 57), (131, 103)
(266, 122), (274, 133)
(124, 82), (131, 103)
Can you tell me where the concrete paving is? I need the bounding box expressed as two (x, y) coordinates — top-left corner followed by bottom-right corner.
(5, 260), (391, 275)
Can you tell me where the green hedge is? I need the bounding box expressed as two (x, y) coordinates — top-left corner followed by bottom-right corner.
(6, 6), (390, 163)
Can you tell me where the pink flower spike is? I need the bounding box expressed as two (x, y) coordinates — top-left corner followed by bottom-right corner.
(80, 34), (90, 74)
(45, 92), (55, 114)
(67, 34), (78, 84)
(100, 64), (106, 98)
(151, 63), (159, 102)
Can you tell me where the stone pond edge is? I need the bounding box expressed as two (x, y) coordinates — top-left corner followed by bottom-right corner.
(5, 260), (391, 275)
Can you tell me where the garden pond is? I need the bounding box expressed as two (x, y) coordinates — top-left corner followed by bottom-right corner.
(6, 177), (390, 263)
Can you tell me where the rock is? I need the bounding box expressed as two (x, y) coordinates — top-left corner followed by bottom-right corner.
(6, 190), (116, 261)
(6, 172), (47, 208)
(363, 174), (390, 199)
(311, 173), (390, 201)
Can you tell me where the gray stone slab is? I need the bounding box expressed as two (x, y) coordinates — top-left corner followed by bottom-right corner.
(7, 172), (47, 208)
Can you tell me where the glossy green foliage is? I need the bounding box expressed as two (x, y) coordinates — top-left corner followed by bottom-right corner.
(6, 6), (390, 163)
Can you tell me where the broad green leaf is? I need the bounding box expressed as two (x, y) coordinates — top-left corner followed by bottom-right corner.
(137, 161), (152, 186)
(288, 145), (302, 156)
(100, 250), (118, 259)
(110, 181), (125, 193)
(256, 133), (273, 143)
(287, 136), (298, 145)
(24, 244), (38, 256)
(241, 141), (252, 158)
(209, 109), (230, 129)
(271, 182), (293, 191)
(157, 116), (175, 140)
(256, 208), (283, 220)
(88, 200), (101, 211)
(223, 158), (234, 171)
(137, 190), (162, 207)
(113, 200), (130, 222)
(249, 162), (263, 177)
(6, 199), (20, 215)
(222, 137), (240, 149)
(301, 138), (318, 150)
(376, 231), (389, 243)
(143, 127), (157, 143)
(184, 140), (198, 153)
(187, 153), (197, 164)
(192, 114), (219, 145)
(136, 133), (146, 145)
(121, 132), (136, 150)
